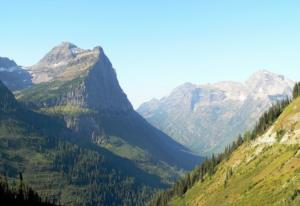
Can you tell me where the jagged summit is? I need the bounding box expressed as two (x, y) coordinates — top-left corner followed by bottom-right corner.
(29, 42), (105, 83)
(0, 57), (17, 68)
(18, 42), (201, 172)
(138, 69), (294, 154)
(0, 57), (32, 91)
(24, 42), (133, 112)
(246, 69), (294, 99)
(36, 42), (105, 66)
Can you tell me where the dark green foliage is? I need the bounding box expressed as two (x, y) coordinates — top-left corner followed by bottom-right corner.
(148, 137), (244, 206)
(0, 110), (160, 205)
(18, 77), (84, 108)
(275, 129), (286, 142)
(0, 81), (19, 112)
(293, 82), (300, 99)
(0, 81), (161, 205)
(248, 98), (290, 140)
(0, 173), (57, 206)
(148, 98), (291, 206)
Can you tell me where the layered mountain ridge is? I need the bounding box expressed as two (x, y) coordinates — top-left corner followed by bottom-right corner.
(0, 57), (32, 91)
(0, 42), (204, 205)
(17, 42), (201, 175)
(138, 70), (294, 154)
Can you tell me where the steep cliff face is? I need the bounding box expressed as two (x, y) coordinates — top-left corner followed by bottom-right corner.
(27, 43), (132, 112)
(19, 42), (201, 175)
(138, 70), (294, 155)
(0, 57), (32, 91)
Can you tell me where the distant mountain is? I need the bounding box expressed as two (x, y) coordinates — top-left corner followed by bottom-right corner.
(0, 57), (32, 91)
(138, 70), (294, 155)
(151, 94), (300, 206)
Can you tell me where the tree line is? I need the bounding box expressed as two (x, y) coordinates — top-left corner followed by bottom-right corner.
(293, 82), (300, 99)
(148, 82), (299, 206)
(0, 173), (57, 206)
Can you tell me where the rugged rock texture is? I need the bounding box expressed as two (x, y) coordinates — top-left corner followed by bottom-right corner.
(27, 42), (132, 112)
(0, 57), (32, 91)
(138, 70), (294, 155)
(19, 42), (201, 173)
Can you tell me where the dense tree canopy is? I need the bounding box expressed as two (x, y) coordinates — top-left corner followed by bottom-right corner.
(0, 173), (57, 206)
(293, 82), (300, 99)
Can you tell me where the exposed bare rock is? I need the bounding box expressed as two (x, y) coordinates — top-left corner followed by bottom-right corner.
(0, 57), (32, 91)
(138, 70), (294, 155)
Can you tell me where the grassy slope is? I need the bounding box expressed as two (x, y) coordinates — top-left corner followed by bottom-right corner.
(170, 98), (300, 206)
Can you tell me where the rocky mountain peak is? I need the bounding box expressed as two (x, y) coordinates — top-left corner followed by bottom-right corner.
(138, 70), (295, 154)
(246, 69), (294, 99)
(0, 57), (17, 68)
(37, 42), (84, 66)
(29, 43), (104, 83)
(25, 43), (133, 112)
(0, 57), (32, 91)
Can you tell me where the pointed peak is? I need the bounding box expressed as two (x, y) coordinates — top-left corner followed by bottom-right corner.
(37, 42), (84, 66)
(0, 57), (17, 68)
(247, 69), (286, 82)
(55, 41), (78, 49)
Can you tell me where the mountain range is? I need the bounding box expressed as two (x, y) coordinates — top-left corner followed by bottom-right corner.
(0, 41), (299, 206)
(0, 57), (32, 91)
(151, 92), (300, 206)
(138, 70), (294, 155)
(0, 42), (201, 206)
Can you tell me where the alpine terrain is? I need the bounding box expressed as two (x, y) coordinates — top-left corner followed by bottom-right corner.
(0, 42), (201, 206)
(138, 70), (294, 155)
(149, 83), (300, 206)
(0, 57), (32, 91)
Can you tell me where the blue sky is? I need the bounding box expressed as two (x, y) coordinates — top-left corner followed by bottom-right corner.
(1, 0), (300, 107)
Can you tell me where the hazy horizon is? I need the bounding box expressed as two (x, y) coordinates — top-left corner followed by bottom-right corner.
(1, 0), (300, 107)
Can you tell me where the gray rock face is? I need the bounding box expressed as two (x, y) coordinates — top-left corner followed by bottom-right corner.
(0, 57), (32, 91)
(20, 42), (201, 171)
(28, 42), (133, 112)
(138, 70), (294, 155)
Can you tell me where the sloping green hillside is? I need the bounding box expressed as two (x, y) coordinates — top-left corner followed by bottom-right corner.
(170, 98), (300, 206)
(0, 82), (163, 205)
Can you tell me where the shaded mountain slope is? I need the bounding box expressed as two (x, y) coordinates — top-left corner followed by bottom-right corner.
(18, 42), (201, 174)
(0, 80), (167, 205)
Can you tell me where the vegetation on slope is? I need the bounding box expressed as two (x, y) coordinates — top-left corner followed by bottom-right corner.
(0, 173), (57, 206)
(0, 108), (163, 206)
(0, 81), (164, 205)
(170, 143), (300, 206)
(149, 83), (299, 206)
(293, 82), (300, 99)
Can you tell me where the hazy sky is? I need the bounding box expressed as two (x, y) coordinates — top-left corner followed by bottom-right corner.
(1, 1), (300, 108)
